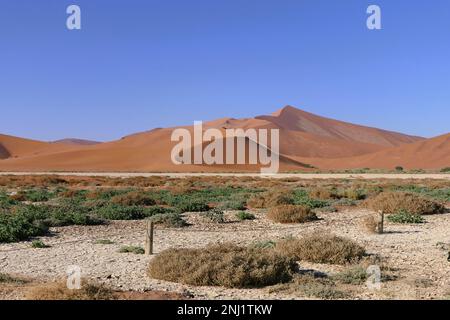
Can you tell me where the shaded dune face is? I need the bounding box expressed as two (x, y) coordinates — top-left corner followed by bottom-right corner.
(0, 143), (11, 159)
(0, 106), (447, 171)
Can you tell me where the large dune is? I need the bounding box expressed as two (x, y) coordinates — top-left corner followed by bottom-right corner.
(303, 133), (450, 170)
(0, 106), (447, 172)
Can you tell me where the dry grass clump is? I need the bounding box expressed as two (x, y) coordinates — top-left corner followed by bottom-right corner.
(364, 191), (445, 215)
(268, 274), (349, 299)
(276, 233), (366, 265)
(267, 205), (318, 224)
(148, 244), (296, 288)
(111, 191), (156, 206)
(362, 214), (380, 234)
(26, 280), (115, 300)
(308, 187), (339, 200)
(246, 189), (293, 209)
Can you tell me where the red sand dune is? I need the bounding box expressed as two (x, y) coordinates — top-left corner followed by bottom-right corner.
(0, 106), (447, 172)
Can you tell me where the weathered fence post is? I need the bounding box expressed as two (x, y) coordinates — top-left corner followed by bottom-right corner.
(376, 210), (384, 234)
(145, 220), (154, 255)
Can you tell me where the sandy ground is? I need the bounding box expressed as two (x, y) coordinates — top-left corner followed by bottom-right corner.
(1, 209), (449, 300)
(0, 172), (449, 180)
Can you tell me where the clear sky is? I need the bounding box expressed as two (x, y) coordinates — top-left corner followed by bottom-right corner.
(1, 0), (449, 141)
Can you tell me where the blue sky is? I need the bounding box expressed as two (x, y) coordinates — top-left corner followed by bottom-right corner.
(0, 0), (449, 141)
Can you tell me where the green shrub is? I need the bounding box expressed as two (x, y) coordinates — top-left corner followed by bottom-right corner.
(0, 192), (18, 209)
(96, 204), (177, 220)
(440, 167), (450, 173)
(31, 240), (50, 248)
(235, 211), (255, 221)
(118, 245), (145, 254)
(291, 189), (329, 209)
(148, 244), (296, 288)
(176, 200), (210, 212)
(333, 266), (367, 285)
(387, 210), (425, 224)
(19, 188), (54, 202)
(395, 166), (404, 172)
(95, 239), (115, 245)
(0, 209), (49, 243)
(149, 213), (187, 228)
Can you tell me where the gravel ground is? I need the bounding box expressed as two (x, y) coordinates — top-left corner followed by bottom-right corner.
(1, 209), (450, 300)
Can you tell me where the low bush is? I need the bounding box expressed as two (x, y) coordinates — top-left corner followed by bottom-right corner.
(218, 200), (246, 211)
(267, 205), (318, 224)
(15, 188), (54, 202)
(95, 204), (170, 220)
(235, 211), (255, 221)
(26, 280), (115, 300)
(332, 266), (367, 285)
(276, 233), (366, 265)
(364, 192), (445, 215)
(0, 209), (49, 243)
(118, 246), (145, 254)
(268, 274), (348, 299)
(440, 167), (450, 173)
(148, 244), (296, 288)
(291, 189), (329, 209)
(31, 240), (50, 248)
(149, 213), (187, 228)
(176, 200), (210, 213)
(387, 210), (425, 224)
(201, 209), (225, 223)
(246, 190), (293, 209)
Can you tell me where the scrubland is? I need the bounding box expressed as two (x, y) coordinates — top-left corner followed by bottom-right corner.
(0, 174), (449, 300)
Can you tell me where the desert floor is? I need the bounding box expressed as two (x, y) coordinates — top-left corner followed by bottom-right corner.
(2, 208), (449, 300)
(0, 172), (449, 180)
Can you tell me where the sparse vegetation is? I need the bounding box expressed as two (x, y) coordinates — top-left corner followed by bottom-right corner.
(0, 273), (26, 284)
(333, 266), (367, 285)
(267, 205), (318, 224)
(94, 239), (115, 245)
(118, 245), (145, 254)
(276, 233), (366, 264)
(148, 244), (296, 288)
(149, 213), (187, 228)
(235, 211), (255, 221)
(440, 167), (450, 173)
(269, 274), (349, 299)
(387, 210), (425, 224)
(31, 240), (50, 248)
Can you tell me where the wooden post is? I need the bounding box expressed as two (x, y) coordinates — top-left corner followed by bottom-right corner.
(376, 211), (384, 234)
(145, 221), (154, 255)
